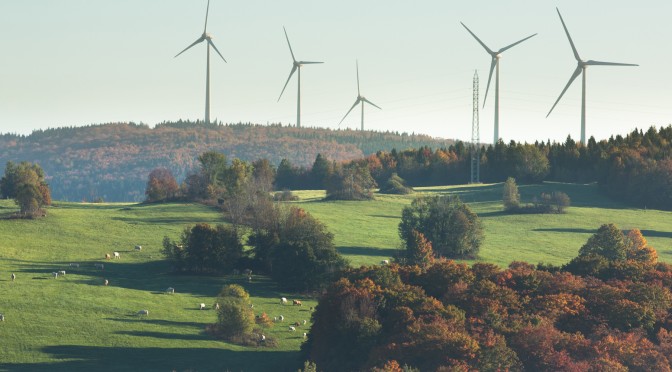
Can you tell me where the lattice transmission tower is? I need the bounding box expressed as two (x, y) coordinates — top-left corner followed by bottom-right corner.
(470, 70), (480, 184)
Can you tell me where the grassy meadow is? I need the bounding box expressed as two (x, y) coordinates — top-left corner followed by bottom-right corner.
(0, 182), (671, 370)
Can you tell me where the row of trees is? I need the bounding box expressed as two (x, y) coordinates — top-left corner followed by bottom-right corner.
(302, 223), (672, 371)
(0, 161), (51, 217)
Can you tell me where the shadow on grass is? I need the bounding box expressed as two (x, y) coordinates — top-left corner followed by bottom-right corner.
(338, 246), (396, 257)
(111, 216), (219, 225)
(0, 345), (299, 372)
(534, 228), (672, 239)
(115, 330), (210, 341)
(105, 317), (204, 329)
(368, 214), (400, 219)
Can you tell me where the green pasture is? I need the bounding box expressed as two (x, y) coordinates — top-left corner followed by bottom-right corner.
(0, 182), (671, 370)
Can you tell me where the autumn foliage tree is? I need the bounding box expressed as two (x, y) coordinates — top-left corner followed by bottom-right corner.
(145, 168), (179, 202)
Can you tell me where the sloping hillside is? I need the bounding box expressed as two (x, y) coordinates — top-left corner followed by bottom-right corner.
(0, 121), (454, 202)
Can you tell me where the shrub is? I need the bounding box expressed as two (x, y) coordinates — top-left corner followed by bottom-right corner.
(379, 173), (414, 195)
(502, 177), (520, 211)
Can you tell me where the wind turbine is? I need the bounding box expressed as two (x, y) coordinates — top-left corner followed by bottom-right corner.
(277, 27), (323, 128)
(174, 0), (227, 125)
(339, 60), (381, 131)
(547, 8), (638, 145)
(461, 22), (536, 145)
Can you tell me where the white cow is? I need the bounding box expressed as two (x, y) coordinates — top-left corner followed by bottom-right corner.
(289, 326), (296, 332)
(104, 279), (109, 286)
(134, 245), (142, 251)
(113, 252), (120, 259)
(0, 314), (4, 321)
(199, 303), (206, 310)
(380, 259), (390, 265)
(52, 272), (59, 279)
(303, 332), (307, 339)
(166, 287), (175, 294)
(279, 315), (284, 322)
(137, 310), (149, 316)
(281, 297), (288, 305)
(214, 303), (220, 310)
(58, 270), (66, 276)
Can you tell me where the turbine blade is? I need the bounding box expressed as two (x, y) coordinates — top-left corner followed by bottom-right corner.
(547, 65), (583, 117)
(483, 57), (496, 108)
(298, 61), (324, 65)
(460, 22), (494, 55)
(585, 60), (638, 66)
(208, 39), (227, 62)
(498, 33), (537, 53)
(362, 98), (381, 110)
(277, 65), (297, 101)
(339, 99), (361, 125)
(356, 60), (360, 96)
(283, 26), (296, 62)
(556, 8), (582, 62)
(175, 36), (205, 58)
(204, 0), (210, 33)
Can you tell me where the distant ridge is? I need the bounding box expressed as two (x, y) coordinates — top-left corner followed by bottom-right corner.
(0, 121), (455, 202)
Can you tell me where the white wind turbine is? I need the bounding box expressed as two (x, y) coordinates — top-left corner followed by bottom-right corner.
(547, 8), (638, 145)
(461, 22), (536, 145)
(277, 27), (323, 128)
(174, 0), (227, 125)
(339, 60), (381, 131)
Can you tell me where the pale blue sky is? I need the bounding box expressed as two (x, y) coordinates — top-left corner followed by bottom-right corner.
(1, 1), (670, 143)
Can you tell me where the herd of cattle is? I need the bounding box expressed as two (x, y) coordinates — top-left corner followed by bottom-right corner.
(3, 244), (312, 342)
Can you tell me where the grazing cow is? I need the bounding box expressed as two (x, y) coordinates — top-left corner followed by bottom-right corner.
(11, 273), (15, 282)
(279, 315), (284, 322)
(137, 310), (149, 316)
(293, 321), (301, 327)
(249, 304), (254, 309)
(52, 272), (59, 279)
(293, 300), (302, 306)
(380, 259), (390, 265)
(289, 326), (296, 332)
(58, 270), (66, 276)
(260, 334), (266, 342)
(134, 245), (142, 251)
(199, 303), (206, 310)
(69, 263), (79, 268)
(166, 287), (175, 294)
(0, 314), (4, 321)
(104, 279), (109, 286)
(273, 316), (278, 322)
(302, 319), (307, 325)
(113, 252), (120, 259)
(105, 254), (111, 260)
(281, 297), (288, 305)
(95, 263), (104, 270)
(303, 332), (307, 339)
(214, 303), (220, 311)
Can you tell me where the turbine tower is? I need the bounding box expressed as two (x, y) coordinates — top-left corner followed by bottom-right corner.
(471, 70), (480, 184)
(338, 60), (382, 131)
(278, 27), (323, 128)
(461, 22), (536, 145)
(175, 0), (227, 125)
(547, 8), (638, 145)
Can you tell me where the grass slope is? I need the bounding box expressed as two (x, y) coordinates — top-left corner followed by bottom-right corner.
(0, 182), (670, 370)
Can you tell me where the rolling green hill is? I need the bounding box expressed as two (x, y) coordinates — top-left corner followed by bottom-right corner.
(0, 182), (670, 370)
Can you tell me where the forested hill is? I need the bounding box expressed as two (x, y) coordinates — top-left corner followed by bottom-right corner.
(0, 121), (455, 202)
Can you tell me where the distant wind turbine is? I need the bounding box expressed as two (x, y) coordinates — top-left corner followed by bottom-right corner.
(339, 60), (381, 131)
(277, 27), (323, 128)
(174, 0), (227, 125)
(547, 8), (638, 145)
(461, 22), (536, 145)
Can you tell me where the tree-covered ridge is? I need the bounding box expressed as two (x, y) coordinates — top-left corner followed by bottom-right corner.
(0, 121), (454, 202)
